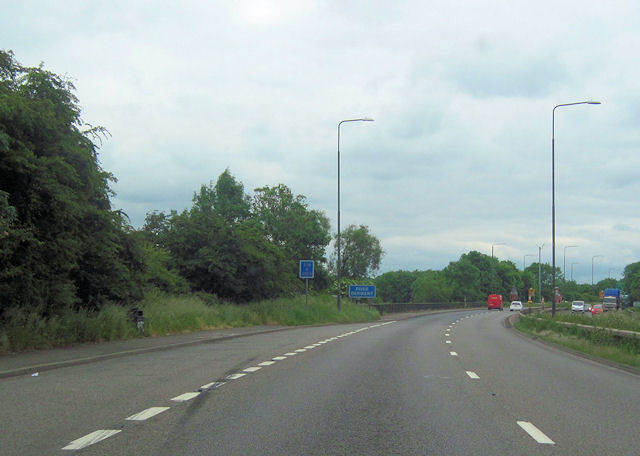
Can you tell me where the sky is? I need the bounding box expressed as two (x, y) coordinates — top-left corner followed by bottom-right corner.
(3, 0), (640, 285)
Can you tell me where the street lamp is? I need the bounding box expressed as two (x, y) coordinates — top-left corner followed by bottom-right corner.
(523, 254), (534, 271)
(571, 262), (579, 281)
(337, 118), (374, 311)
(592, 255), (602, 286)
(538, 244), (544, 306)
(563, 245), (578, 282)
(491, 243), (506, 259)
(551, 101), (600, 316)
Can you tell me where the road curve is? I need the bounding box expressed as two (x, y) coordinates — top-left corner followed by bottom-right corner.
(1, 310), (638, 455)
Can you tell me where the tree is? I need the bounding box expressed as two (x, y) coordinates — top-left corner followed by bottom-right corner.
(0, 50), (143, 313)
(374, 270), (420, 303)
(333, 224), (384, 279)
(212, 168), (251, 224)
(412, 270), (453, 303)
(623, 262), (640, 303)
(252, 184), (331, 264)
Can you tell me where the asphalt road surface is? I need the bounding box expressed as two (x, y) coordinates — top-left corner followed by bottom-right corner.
(1, 310), (638, 455)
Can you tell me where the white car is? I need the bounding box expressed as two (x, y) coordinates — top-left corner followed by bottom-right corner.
(571, 300), (587, 313)
(509, 300), (523, 312)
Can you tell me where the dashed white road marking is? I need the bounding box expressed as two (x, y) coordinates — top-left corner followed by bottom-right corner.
(272, 356), (287, 361)
(200, 381), (225, 390)
(445, 340), (452, 344)
(243, 366), (262, 373)
(445, 333), (450, 337)
(126, 407), (170, 421)
(466, 371), (480, 379)
(259, 361), (275, 366)
(295, 348), (307, 353)
(171, 392), (200, 402)
(62, 430), (121, 450)
(304, 345), (316, 349)
(284, 352), (297, 356)
(226, 373), (246, 380)
(450, 352), (458, 356)
(517, 421), (555, 444)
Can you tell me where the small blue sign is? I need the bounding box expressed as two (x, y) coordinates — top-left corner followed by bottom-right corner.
(349, 285), (376, 299)
(299, 260), (314, 279)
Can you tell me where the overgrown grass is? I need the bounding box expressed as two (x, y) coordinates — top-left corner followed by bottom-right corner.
(0, 292), (380, 353)
(515, 314), (640, 370)
(534, 310), (640, 332)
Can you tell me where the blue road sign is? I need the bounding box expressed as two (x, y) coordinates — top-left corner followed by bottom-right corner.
(349, 285), (376, 298)
(299, 260), (314, 279)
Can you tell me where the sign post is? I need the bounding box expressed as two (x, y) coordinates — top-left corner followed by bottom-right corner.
(299, 260), (314, 305)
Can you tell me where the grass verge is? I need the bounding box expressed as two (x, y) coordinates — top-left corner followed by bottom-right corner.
(514, 314), (640, 371)
(0, 292), (380, 353)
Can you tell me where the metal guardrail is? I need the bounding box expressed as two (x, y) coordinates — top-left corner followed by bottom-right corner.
(365, 302), (485, 314)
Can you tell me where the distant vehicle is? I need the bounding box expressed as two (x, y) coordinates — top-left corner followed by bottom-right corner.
(602, 288), (621, 311)
(590, 304), (604, 315)
(488, 294), (503, 311)
(571, 300), (587, 313)
(509, 301), (523, 312)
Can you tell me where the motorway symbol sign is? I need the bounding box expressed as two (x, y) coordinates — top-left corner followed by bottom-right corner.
(299, 260), (314, 279)
(348, 285), (376, 299)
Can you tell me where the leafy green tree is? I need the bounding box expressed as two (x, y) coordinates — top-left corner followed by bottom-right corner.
(443, 257), (483, 301)
(332, 224), (384, 279)
(212, 168), (251, 224)
(0, 50), (143, 313)
(412, 270), (453, 302)
(374, 270), (420, 303)
(252, 184), (331, 264)
(623, 262), (640, 303)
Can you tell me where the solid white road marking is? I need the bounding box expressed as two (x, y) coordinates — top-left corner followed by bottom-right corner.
(243, 366), (262, 373)
(450, 352), (458, 356)
(62, 430), (121, 450)
(171, 392), (200, 402)
(272, 356), (287, 361)
(126, 407), (170, 421)
(259, 361), (275, 366)
(466, 371), (480, 379)
(517, 421), (555, 444)
(226, 373), (246, 380)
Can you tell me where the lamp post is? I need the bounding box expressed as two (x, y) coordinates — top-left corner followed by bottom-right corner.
(538, 243), (544, 306)
(523, 254), (534, 271)
(592, 255), (602, 286)
(571, 262), (579, 281)
(563, 245), (578, 282)
(337, 118), (374, 311)
(491, 243), (506, 259)
(551, 101), (600, 316)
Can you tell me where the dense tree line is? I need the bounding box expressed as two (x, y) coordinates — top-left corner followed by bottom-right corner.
(374, 251), (629, 304)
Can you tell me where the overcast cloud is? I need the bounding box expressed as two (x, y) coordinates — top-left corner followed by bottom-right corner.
(3, 0), (639, 284)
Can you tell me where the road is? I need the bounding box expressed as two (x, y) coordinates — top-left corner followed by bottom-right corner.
(1, 310), (638, 455)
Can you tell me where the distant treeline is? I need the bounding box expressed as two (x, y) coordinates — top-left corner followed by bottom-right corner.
(375, 252), (640, 305)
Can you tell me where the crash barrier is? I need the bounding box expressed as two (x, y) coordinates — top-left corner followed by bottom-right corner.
(365, 302), (485, 314)
(526, 316), (640, 340)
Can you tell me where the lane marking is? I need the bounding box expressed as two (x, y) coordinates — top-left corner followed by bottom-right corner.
(171, 392), (200, 402)
(126, 407), (170, 421)
(200, 381), (225, 390)
(295, 349), (307, 353)
(284, 352), (297, 356)
(226, 373), (246, 380)
(445, 333), (450, 337)
(243, 366), (262, 373)
(445, 340), (452, 344)
(517, 421), (555, 444)
(450, 352), (458, 356)
(466, 371), (480, 379)
(258, 361), (275, 366)
(272, 356), (287, 361)
(62, 430), (121, 450)
(304, 345), (316, 349)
